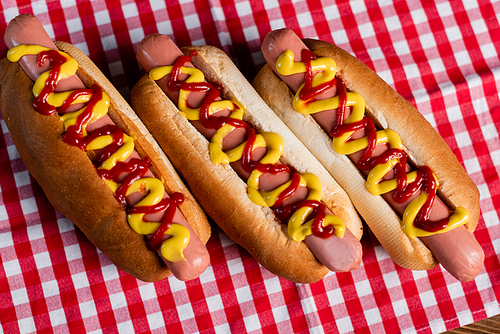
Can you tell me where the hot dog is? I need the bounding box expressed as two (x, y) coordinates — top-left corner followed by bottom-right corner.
(129, 33), (364, 283)
(0, 14), (211, 282)
(253, 28), (484, 281)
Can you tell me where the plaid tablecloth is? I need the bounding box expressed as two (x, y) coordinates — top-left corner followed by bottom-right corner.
(1, 1), (499, 333)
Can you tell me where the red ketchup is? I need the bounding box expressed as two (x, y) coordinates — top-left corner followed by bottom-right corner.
(167, 51), (335, 238)
(300, 49), (448, 232)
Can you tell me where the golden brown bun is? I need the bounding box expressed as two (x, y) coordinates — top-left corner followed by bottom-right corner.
(0, 41), (210, 282)
(253, 39), (480, 271)
(130, 45), (363, 283)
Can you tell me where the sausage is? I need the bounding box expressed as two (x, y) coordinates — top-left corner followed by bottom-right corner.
(256, 28), (484, 281)
(130, 33), (364, 282)
(2, 14), (210, 281)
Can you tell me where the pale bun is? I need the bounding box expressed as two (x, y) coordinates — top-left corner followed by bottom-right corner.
(0, 41), (210, 282)
(130, 45), (363, 283)
(252, 39), (480, 270)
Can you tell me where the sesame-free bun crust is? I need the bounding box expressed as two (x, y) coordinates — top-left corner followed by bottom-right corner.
(0, 41), (210, 282)
(130, 45), (363, 283)
(253, 39), (479, 271)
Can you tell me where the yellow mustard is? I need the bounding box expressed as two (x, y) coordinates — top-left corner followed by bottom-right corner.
(8, 44), (189, 261)
(275, 49), (469, 238)
(150, 60), (345, 241)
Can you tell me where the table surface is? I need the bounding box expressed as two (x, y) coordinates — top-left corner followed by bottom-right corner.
(1, 1), (499, 333)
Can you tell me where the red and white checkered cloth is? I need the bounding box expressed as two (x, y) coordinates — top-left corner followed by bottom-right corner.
(1, 1), (499, 333)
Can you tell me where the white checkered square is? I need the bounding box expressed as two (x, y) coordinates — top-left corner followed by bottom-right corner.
(446, 105), (463, 123)
(169, 277), (187, 293)
(184, 14), (201, 29)
(326, 287), (344, 306)
(336, 316), (354, 333)
(436, 2), (453, 17)
(61, 0), (76, 8)
(410, 8), (427, 25)
(455, 131), (472, 148)
(147, 311), (165, 330)
(263, 0), (280, 9)
(355, 280), (372, 298)
(243, 25), (259, 42)
(482, 210), (499, 228)
(244, 314), (260, 332)
(227, 258), (245, 275)
(20, 198), (37, 215)
(419, 33), (437, 50)
(117, 320), (134, 333)
(464, 157), (481, 175)
(122, 2), (139, 19)
(447, 281), (465, 299)
(358, 22), (375, 39)
(472, 96), (488, 114)
(272, 305), (290, 323)
(72, 272), (90, 289)
(463, 0), (479, 10)
(110, 292), (127, 309)
(67, 17), (83, 34)
(79, 300), (97, 318)
(4, 259), (22, 277)
(481, 123), (498, 140)
(3, 7), (19, 23)
(129, 27), (145, 44)
(34, 251), (52, 269)
(403, 63), (420, 80)
(18, 317), (36, 333)
(7, 144), (20, 161)
(150, 0), (166, 11)
(206, 294), (224, 312)
(350, 0), (367, 15)
(385, 15), (402, 32)
(392, 298), (410, 317)
(324, 5), (340, 20)
(95, 10), (111, 25)
(42, 279), (59, 298)
(13, 170), (30, 188)
(364, 307), (382, 326)
(139, 283), (158, 301)
(478, 182), (491, 200)
(367, 47), (385, 61)
(383, 271), (401, 289)
(101, 35), (118, 51)
(177, 302), (195, 321)
(455, 50), (471, 67)
(49, 308), (67, 327)
(301, 296), (318, 315)
(270, 19), (286, 30)
(27, 223), (45, 241)
(236, 1), (252, 16)
(57, 218), (75, 233)
(420, 290), (437, 307)
(32, 1), (49, 15)
(211, 6), (225, 21)
(12, 287), (29, 306)
(297, 12), (314, 28)
(64, 244), (82, 262)
(429, 318), (446, 333)
(235, 285), (252, 303)
(428, 57), (445, 74)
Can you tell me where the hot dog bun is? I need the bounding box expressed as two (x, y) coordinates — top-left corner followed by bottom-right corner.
(253, 30), (482, 279)
(130, 41), (363, 283)
(0, 32), (211, 282)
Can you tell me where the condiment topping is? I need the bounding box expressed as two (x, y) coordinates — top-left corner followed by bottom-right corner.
(275, 48), (469, 238)
(8, 44), (190, 262)
(149, 51), (344, 241)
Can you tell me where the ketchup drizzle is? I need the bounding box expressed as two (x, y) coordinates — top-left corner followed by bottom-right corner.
(300, 49), (449, 232)
(166, 50), (334, 238)
(31, 48), (185, 246)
